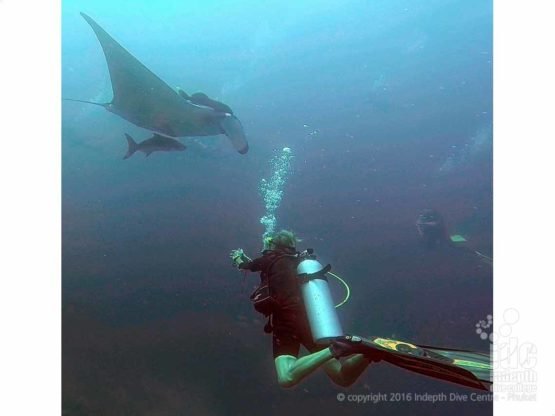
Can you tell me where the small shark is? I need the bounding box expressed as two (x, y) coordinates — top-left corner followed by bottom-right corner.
(123, 133), (186, 159)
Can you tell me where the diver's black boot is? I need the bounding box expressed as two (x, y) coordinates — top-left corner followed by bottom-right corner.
(329, 335), (382, 362)
(329, 335), (378, 359)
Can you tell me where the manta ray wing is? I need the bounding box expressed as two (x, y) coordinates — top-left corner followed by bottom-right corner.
(80, 13), (219, 138)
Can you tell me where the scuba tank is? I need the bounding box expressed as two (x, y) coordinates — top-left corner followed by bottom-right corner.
(297, 250), (345, 343)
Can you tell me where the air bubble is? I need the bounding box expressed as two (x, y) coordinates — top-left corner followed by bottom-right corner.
(259, 148), (294, 246)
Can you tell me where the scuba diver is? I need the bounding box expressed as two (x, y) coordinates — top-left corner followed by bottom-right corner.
(231, 230), (492, 390)
(230, 230), (377, 388)
(415, 208), (449, 248)
(416, 208), (493, 266)
(231, 229), (492, 390)
(176, 87), (234, 114)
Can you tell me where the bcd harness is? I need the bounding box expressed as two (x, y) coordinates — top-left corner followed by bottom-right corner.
(249, 252), (298, 317)
(249, 249), (328, 314)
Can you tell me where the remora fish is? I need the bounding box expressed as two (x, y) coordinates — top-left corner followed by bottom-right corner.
(123, 133), (186, 159)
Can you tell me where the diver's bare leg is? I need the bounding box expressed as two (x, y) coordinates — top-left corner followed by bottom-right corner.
(274, 348), (335, 388)
(274, 350), (370, 388)
(322, 354), (370, 387)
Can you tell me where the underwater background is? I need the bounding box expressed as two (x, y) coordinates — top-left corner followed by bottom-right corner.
(62, 0), (493, 414)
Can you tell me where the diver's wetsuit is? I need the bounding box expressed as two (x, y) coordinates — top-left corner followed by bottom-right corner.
(240, 248), (326, 358)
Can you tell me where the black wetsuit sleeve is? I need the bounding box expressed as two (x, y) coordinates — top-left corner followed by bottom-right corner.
(239, 256), (268, 272)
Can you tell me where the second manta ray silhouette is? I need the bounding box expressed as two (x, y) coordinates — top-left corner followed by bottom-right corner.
(67, 13), (249, 154)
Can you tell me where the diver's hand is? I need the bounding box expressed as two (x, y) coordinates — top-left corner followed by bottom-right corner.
(230, 248), (250, 268)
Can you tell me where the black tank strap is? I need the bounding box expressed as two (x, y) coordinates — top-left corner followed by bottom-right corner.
(297, 264), (332, 283)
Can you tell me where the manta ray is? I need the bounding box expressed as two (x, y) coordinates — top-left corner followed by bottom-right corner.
(66, 13), (249, 154)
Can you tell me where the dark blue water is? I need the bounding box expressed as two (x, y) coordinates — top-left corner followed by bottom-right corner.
(62, 0), (493, 414)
